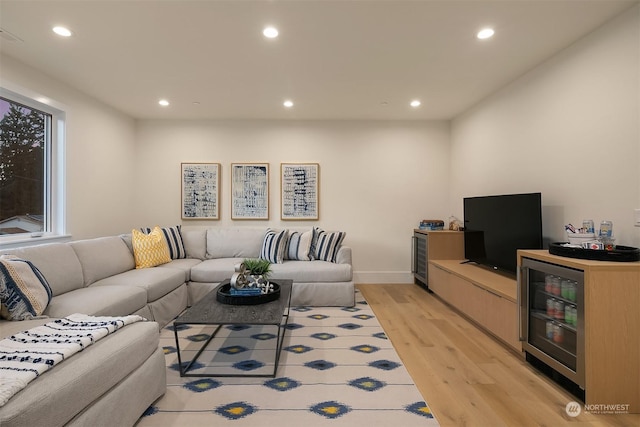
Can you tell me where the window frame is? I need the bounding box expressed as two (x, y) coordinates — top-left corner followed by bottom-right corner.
(0, 87), (67, 248)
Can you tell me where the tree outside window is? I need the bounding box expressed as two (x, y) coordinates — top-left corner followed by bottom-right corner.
(0, 97), (49, 235)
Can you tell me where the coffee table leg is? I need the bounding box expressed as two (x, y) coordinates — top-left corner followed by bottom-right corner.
(273, 310), (290, 377)
(173, 325), (184, 376)
(175, 324), (223, 377)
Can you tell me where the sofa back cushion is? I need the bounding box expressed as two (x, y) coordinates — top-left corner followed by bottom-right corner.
(3, 243), (84, 296)
(70, 236), (135, 285)
(206, 228), (264, 259)
(181, 229), (207, 259)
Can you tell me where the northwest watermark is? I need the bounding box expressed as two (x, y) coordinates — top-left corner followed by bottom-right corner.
(584, 403), (630, 415)
(565, 402), (581, 417)
(565, 401), (630, 417)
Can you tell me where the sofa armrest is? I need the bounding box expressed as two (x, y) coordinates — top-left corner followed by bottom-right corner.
(335, 246), (352, 265)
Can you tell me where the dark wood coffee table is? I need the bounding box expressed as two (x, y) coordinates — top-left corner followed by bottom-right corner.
(173, 279), (292, 378)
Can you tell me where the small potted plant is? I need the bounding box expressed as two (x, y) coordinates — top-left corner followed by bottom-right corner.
(243, 258), (271, 277)
(242, 258), (272, 289)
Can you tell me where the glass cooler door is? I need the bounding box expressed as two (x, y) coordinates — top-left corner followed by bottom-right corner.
(520, 258), (584, 384)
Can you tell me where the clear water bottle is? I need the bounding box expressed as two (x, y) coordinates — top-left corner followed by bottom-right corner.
(582, 220), (594, 233)
(599, 220), (613, 237)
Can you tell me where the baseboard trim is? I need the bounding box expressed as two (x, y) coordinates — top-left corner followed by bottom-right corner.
(353, 271), (413, 284)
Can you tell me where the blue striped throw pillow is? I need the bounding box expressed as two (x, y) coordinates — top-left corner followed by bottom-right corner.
(260, 229), (288, 264)
(285, 229), (313, 261)
(314, 228), (346, 263)
(0, 255), (53, 320)
(140, 225), (186, 260)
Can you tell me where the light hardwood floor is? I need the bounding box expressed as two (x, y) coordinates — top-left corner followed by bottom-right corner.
(358, 283), (640, 427)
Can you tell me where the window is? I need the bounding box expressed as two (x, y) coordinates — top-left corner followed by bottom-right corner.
(0, 88), (65, 243)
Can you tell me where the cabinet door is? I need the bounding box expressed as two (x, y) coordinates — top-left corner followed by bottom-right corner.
(485, 293), (520, 351)
(428, 263), (450, 299)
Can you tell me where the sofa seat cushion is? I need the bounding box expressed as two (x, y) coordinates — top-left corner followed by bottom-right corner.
(43, 286), (147, 318)
(0, 320), (160, 427)
(190, 258), (244, 283)
(91, 268), (185, 302)
(270, 260), (353, 283)
(0, 318), (50, 337)
(158, 258), (202, 281)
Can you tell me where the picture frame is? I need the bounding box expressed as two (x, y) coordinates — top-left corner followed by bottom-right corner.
(281, 163), (319, 220)
(231, 163), (269, 220)
(181, 162), (220, 219)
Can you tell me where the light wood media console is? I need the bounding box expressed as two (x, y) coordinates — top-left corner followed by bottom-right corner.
(429, 259), (521, 352)
(413, 229), (521, 352)
(417, 230), (639, 412)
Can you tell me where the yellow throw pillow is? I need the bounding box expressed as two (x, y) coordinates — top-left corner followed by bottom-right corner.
(132, 226), (171, 269)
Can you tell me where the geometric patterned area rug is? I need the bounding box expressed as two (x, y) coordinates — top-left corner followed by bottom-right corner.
(136, 290), (439, 426)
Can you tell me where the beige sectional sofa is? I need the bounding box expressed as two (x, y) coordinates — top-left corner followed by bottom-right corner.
(0, 225), (353, 426)
(182, 227), (355, 307)
(4, 235), (189, 327)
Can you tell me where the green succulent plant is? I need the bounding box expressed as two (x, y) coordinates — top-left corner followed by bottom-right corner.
(243, 258), (272, 278)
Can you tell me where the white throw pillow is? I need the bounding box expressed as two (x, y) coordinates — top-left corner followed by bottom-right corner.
(285, 229), (314, 261)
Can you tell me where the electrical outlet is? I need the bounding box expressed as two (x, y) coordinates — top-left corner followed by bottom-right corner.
(635, 209), (640, 227)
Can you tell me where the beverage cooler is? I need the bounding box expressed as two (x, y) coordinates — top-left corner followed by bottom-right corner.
(411, 231), (428, 286)
(519, 257), (585, 394)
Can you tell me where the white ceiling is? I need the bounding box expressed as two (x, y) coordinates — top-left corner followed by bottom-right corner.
(0, 0), (636, 120)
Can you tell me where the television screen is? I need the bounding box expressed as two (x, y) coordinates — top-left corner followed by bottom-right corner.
(463, 192), (543, 275)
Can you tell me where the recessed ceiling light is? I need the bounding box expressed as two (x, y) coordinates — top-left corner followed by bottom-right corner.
(410, 100), (421, 108)
(263, 26), (279, 39)
(477, 28), (495, 40)
(52, 26), (72, 37)
(283, 100), (294, 108)
(158, 99), (169, 107)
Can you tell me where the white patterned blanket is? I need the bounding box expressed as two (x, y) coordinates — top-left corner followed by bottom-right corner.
(0, 313), (144, 407)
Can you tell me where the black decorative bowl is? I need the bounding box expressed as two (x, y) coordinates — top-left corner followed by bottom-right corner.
(549, 242), (640, 262)
(216, 283), (281, 305)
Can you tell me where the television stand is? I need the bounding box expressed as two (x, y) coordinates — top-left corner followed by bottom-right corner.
(428, 259), (521, 353)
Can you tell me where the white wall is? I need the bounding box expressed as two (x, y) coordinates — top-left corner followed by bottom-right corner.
(133, 120), (451, 282)
(0, 55), (138, 240)
(2, 5), (637, 280)
(450, 6), (640, 248)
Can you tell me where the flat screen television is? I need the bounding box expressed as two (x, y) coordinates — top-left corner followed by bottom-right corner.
(463, 192), (543, 275)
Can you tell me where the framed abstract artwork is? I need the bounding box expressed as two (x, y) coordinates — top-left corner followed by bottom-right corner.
(181, 163), (220, 219)
(280, 163), (319, 220)
(231, 163), (269, 220)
